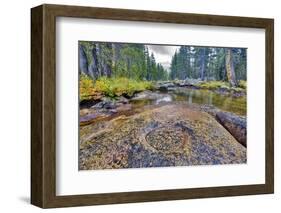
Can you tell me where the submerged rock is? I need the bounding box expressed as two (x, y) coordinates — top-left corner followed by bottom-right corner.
(80, 103), (246, 170)
(216, 111), (247, 147)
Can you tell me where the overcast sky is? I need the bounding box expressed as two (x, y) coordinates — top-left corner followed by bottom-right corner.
(146, 45), (180, 70)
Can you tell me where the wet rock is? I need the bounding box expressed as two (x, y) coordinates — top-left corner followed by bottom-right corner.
(159, 86), (175, 92)
(80, 99), (100, 109)
(108, 109), (118, 114)
(117, 96), (129, 104)
(159, 86), (168, 92)
(80, 113), (99, 123)
(91, 98), (117, 109)
(216, 111), (247, 147)
(115, 104), (132, 112)
(80, 113), (111, 126)
(91, 96), (130, 110)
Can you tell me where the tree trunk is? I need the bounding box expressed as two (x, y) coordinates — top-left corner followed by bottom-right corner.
(225, 48), (237, 87)
(104, 43), (112, 77)
(88, 43), (99, 79)
(200, 48), (206, 80)
(79, 44), (88, 75)
(126, 57), (131, 79)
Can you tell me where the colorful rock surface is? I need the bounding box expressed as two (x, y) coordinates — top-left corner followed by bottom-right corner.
(79, 103), (246, 170)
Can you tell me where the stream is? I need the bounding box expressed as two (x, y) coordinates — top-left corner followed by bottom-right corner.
(130, 88), (246, 116)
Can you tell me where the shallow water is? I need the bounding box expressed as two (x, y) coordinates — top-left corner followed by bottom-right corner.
(130, 88), (246, 116)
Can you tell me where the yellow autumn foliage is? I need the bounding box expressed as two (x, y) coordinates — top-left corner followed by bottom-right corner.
(80, 75), (154, 100)
(80, 74), (96, 101)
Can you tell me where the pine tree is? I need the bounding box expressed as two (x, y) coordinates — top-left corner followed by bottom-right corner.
(79, 41), (246, 84)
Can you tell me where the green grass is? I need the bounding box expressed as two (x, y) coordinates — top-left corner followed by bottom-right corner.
(198, 80), (246, 92)
(198, 81), (231, 90)
(80, 75), (154, 100)
(95, 77), (154, 97)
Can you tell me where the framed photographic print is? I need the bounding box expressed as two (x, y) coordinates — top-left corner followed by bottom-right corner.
(31, 4), (274, 208)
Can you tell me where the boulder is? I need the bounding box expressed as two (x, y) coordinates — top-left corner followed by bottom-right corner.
(79, 103), (246, 170)
(172, 78), (202, 88)
(216, 111), (247, 147)
(159, 85), (169, 92)
(184, 78), (202, 85)
(116, 96), (129, 104)
(157, 82), (175, 92)
(91, 97), (117, 110)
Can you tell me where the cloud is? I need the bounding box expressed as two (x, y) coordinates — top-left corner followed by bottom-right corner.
(146, 45), (175, 55)
(160, 61), (172, 70)
(146, 45), (179, 70)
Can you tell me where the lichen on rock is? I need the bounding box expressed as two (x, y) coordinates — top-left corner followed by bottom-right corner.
(79, 103), (246, 170)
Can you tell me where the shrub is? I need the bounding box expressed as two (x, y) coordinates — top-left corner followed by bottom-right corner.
(79, 74), (96, 101)
(95, 77), (154, 97)
(81, 76), (154, 99)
